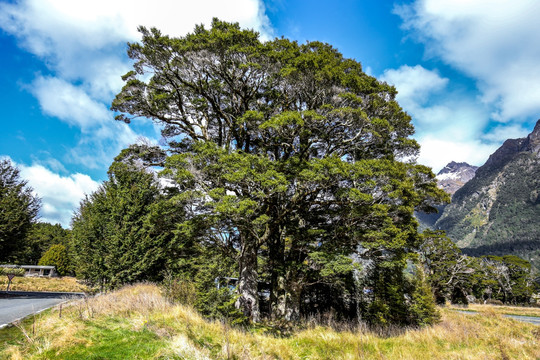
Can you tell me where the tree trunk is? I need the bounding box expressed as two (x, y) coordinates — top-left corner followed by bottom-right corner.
(268, 223), (285, 319)
(275, 275), (302, 321)
(236, 235), (260, 322)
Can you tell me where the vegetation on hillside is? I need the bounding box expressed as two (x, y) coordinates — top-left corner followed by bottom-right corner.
(436, 146), (540, 270)
(420, 230), (537, 305)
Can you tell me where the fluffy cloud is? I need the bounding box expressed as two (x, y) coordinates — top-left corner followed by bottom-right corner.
(31, 76), (110, 129)
(416, 136), (497, 174)
(0, 0), (272, 171)
(381, 64), (496, 171)
(0, 0), (272, 91)
(381, 65), (448, 107)
(481, 124), (530, 143)
(396, 0), (540, 122)
(1, 1), (272, 224)
(14, 161), (100, 227)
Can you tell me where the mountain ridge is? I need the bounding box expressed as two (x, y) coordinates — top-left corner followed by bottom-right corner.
(434, 120), (540, 270)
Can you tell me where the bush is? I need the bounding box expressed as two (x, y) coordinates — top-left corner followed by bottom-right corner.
(163, 277), (197, 306)
(484, 299), (504, 306)
(408, 267), (440, 326)
(0, 267), (25, 276)
(39, 244), (70, 276)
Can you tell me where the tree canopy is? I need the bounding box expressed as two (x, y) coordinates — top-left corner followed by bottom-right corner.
(71, 154), (183, 289)
(0, 159), (41, 263)
(109, 19), (448, 325)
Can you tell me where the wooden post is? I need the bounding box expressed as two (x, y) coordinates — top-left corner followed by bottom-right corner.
(6, 273), (15, 291)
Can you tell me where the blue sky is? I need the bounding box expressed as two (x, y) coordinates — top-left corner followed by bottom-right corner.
(1, 0), (540, 227)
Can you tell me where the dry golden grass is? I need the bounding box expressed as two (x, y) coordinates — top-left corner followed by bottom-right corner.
(1, 283), (539, 359)
(0, 276), (89, 293)
(449, 303), (540, 318)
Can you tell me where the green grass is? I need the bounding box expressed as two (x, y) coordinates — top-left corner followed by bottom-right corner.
(1, 284), (539, 359)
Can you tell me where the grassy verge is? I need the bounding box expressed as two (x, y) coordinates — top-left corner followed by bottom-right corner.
(1, 284), (539, 359)
(449, 303), (540, 318)
(0, 276), (90, 293)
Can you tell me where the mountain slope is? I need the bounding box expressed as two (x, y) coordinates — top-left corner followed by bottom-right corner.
(435, 120), (540, 269)
(416, 162), (477, 229)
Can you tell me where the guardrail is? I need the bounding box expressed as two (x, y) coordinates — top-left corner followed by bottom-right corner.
(0, 290), (86, 298)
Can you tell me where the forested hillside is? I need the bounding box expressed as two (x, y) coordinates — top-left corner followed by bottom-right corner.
(435, 120), (540, 270)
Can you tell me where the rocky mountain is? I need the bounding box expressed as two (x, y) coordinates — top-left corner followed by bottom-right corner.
(434, 119), (540, 270)
(416, 161), (477, 229)
(436, 161), (478, 195)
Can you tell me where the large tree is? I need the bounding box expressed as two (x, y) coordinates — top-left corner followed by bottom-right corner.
(0, 159), (41, 263)
(112, 20), (447, 324)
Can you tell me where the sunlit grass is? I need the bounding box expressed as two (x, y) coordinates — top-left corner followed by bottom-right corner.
(1, 283), (539, 359)
(449, 303), (540, 318)
(0, 276), (89, 293)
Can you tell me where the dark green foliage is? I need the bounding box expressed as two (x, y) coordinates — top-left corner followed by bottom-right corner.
(22, 222), (70, 265)
(110, 19), (448, 326)
(419, 230), (537, 305)
(38, 244), (71, 276)
(407, 266), (440, 326)
(71, 155), (184, 289)
(0, 159), (41, 263)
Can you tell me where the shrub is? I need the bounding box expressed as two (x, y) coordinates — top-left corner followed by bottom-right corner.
(39, 244), (70, 276)
(163, 277), (197, 306)
(0, 267), (25, 276)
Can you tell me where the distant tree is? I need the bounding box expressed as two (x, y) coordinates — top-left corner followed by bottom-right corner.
(0, 159), (41, 263)
(419, 230), (477, 304)
(481, 255), (535, 304)
(21, 222), (70, 265)
(38, 244), (71, 276)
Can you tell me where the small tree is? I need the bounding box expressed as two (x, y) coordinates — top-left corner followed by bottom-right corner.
(70, 151), (185, 288)
(39, 244), (70, 276)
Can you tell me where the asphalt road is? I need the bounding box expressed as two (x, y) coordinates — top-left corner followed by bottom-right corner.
(0, 296), (66, 327)
(505, 314), (540, 326)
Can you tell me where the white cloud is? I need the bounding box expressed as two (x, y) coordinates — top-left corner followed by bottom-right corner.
(417, 136), (498, 172)
(381, 65), (448, 107)
(380, 64), (495, 171)
(31, 76), (110, 129)
(482, 124), (530, 142)
(396, 0), (540, 122)
(0, 0), (273, 172)
(12, 160), (101, 227)
(0, 0), (272, 89)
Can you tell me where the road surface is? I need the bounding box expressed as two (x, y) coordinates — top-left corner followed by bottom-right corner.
(0, 296), (66, 327)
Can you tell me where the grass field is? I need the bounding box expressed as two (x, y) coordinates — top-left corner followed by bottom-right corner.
(1, 283), (539, 359)
(0, 276), (90, 293)
(448, 303), (540, 318)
